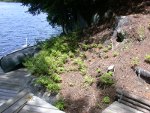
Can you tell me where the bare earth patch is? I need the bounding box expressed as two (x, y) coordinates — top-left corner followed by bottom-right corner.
(59, 14), (150, 113)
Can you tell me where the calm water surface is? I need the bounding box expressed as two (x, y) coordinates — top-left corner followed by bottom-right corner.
(0, 2), (61, 57)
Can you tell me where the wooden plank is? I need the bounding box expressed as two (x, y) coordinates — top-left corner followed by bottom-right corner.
(117, 89), (150, 107)
(102, 101), (143, 113)
(0, 100), (6, 106)
(0, 78), (20, 83)
(0, 89), (18, 94)
(26, 96), (58, 110)
(0, 95), (13, 100)
(17, 109), (40, 113)
(0, 91), (16, 97)
(0, 81), (20, 86)
(119, 100), (150, 113)
(0, 89), (29, 113)
(2, 93), (33, 113)
(20, 105), (65, 113)
(0, 85), (20, 91)
(117, 94), (150, 111)
(0, 82), (19, 88)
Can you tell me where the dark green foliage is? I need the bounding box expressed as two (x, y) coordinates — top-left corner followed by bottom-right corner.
(102, 96), (111, 104)
(36, 76), (61, 93)
(54, 99), (65, 110)
(145, 54), (150, 63)
(20, 0), (145, 32)
(24, 33), (81, 92)
(99, 72), (114, 86)
(24, 56), (49, 76)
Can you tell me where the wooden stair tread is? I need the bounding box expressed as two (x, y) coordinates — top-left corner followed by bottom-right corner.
(102, 101), (144, 113)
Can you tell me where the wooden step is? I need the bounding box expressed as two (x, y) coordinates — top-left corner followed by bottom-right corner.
(102, 101), (144, 113)
(0, 89), (31, 113)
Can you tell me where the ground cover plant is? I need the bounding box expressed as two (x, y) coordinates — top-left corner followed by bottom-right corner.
(24, 32), (80, 93)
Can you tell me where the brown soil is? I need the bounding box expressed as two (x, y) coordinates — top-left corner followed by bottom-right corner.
(59, 14), (150, 113)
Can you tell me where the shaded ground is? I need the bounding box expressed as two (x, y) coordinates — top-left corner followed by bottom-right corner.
(59, 14), (150, 113)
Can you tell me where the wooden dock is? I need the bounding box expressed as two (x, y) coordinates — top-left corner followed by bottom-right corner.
(0, 90), (65, 113)
(102, 89), (150, 113)
(0, 68), (65, 113)
(102, 101), (144, 113)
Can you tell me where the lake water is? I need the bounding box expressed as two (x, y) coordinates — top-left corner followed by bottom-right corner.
(0, 2), (62, 57)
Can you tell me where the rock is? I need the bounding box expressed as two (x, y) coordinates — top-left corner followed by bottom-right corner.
(92, 13), (100, 25)
(117, 29), (126, 42)
(108, 65), (115, 72)
(112, 16), (130, 38)
(104, 10), (113, 19)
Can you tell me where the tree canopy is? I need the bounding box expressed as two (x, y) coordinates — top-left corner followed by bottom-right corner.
(20, 0), (146, 33)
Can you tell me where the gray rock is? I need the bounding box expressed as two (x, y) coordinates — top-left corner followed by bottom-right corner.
(104, 10), (113, 19)
(113, 16), (130, 38)
(108, 65), (115, 72)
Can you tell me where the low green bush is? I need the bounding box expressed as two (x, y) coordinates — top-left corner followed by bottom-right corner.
(103, 48), (109, 53)
(54, 99), (65, 110)
(73, 58), (87, 75)
(113, 51), (119, 57)
(102, 96), (110, 104)
(36, 76), (61, 93)
(131, 57), (139, 67)
(24, 55), (49, 76)
(84, 75), (94, 85)
(99, 72), (114, 86)
(81, 43), (91, 50)
(97, 44), (103, 49)
(145, 54), (150, 63)
(24, 32), (80, 92)
(96, 68), (102, 73)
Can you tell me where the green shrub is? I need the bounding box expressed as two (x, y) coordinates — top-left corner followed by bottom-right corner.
(84, 75), (94, 85)
(131, 57), (139, 67)
(46, 83), (61, 92)
(91, 43), (98, 48)
(96, 68), (102, 73)
(103, 48), (109, 53)
(68, 51), (75, 58)
(102, 96), (110, 104)
(80, 68), (87, 76)
(79, 52), (87, 59)
(81, 43), (91, 50)
(137, 26), (145, 41)
(24, 56), (49, 76)
(113, 51), (119, 57)
(145, 54), (150, 63)
(56, 67), (65, 74)
(97, 44), (103, 49)
(51, 73), (62, 83)
(24, 32), (81, 92)
(54, 99), (65, 110)
(103, 54), (109, 59)
(107, 45), (112, 50)
(73, 58), (86, 70)
(36, 76), (61, 93)
(99, 72), (114, 86)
